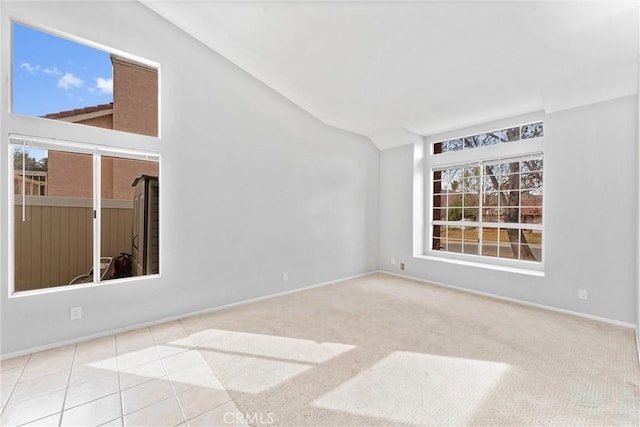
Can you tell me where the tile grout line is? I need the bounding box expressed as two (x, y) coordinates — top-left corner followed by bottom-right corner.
(182, 397), (234, 426)
(148, 326), (189, 424)
(57, 344), (78, 427)
(114, 333), (125, 425)
(170, 320), (238, 426)
(0, 353), (32, 420)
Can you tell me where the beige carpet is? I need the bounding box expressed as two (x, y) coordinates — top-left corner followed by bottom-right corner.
(179, 273), (640, 426)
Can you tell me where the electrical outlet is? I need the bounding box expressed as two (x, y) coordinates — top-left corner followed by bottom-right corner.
(400, 263), (405, 271)
(70, 306), (82, 320)
(578, 289), (588, 301)
(391, 257), (396, 265)
(283, 272), (288, 281)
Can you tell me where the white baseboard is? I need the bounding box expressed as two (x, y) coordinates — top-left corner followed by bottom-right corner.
(380, 270), (637, 329)
(637, 330), (640, 366)
(1, 270), (377, 360)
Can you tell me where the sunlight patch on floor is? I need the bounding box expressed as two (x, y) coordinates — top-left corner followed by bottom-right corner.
(202, 350), (312, 394)
(193, 329), (356, 393)
(312, 351), (511, 425)
(190, 329), (355, 364)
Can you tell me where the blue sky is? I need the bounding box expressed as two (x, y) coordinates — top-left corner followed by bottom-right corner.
(13, 22), (113, 117)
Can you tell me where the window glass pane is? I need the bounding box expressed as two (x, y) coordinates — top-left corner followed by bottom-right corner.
(433, 207), (446, 221)
(432, 237), (443, 251)
(504, 189), (521, 205)
(444, 139), (463, 152)
(13, 145), (93, 291)
(464, 134), (485, 148)
(483, 191), (499, 207)
(483, 132), (500, 146)
(497, 229), (518, 259)
(521, 122), (543, 139)
(483, 174), (498, 192)
(443, 168), (463, 192)
(447, 225), (462, 240)
(463, 176), (480, 193)
(101, 157), (159, 280)
(462, 226), (479, 255)
(498, 127), (520, 143)
(520, 159), (543, 172)
(482, 242), (499, 257)
(446, 225), (463, 253)
(499, 207), (519, 223)
(521, 173), (543, 190)
(521, 230), (542, 261)
(462, 207), (479, 221)
(448, 196), (463, 220)
(482, 206), (499, 222)
(499, 245), (518, 259)
(482, 227), (498, 242)
(485, 162), (507, 180)
(13, 22), (158, 137)
(520, 207), (542, 224)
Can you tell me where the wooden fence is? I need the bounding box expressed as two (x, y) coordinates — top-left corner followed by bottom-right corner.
(14, 197), (133, 292)
(14, 172), (48, 196)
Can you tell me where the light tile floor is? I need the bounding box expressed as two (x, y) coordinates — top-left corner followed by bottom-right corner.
(0, 321), (247, 427)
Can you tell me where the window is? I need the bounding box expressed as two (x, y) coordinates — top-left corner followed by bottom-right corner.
(12, 22), (159, 137)
(11, 139), (160, 293)
(8, 22), (161, 294)
(428, 122), (543, 267)
(434, 122), (543, 154)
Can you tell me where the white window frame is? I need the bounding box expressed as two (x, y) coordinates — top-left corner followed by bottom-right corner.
(3, 16), (163, 297)
(8, 134), (161, 296)
(419, 124), (545, 273)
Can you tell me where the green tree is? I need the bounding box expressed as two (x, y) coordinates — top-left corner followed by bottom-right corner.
(13, 149), (47, 171)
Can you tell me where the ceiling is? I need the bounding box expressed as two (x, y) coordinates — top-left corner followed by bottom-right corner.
(141, 1), (639, 148)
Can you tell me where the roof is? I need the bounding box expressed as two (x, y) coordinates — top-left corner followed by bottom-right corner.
(42, 103), (113, 119)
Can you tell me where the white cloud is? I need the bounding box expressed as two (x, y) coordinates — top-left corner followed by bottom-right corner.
(20, 62), (40, 74)
(42, 66), (62, 76)
(58, 73), (84, 90)
(94, 77), (113, 95)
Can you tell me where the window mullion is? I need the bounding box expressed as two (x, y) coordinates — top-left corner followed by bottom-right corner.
(479, 160), (484, 256)
(93, 154), (101, 284)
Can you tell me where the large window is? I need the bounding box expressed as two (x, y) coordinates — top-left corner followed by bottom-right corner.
(11, 139), (160, 293)
(8, 21), (161, 294)
(428, 122), (543, 267)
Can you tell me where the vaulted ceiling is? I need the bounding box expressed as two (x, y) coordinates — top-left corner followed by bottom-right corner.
(141, 1), (639, 148)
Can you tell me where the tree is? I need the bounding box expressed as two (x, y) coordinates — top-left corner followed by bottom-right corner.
(13, 149), (47, 172)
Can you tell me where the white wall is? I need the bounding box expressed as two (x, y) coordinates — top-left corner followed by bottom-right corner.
(0, 1), (379, 355)
(380, 95), (638, 325)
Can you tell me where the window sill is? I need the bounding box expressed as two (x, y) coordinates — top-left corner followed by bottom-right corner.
(8, 274), (161, 299)
(414, 254), (545, 277)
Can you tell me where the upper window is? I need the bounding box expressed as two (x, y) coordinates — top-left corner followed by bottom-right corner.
(428, 122), (544, 267)
(12, 22), (159, 137)
(434, 122), (543, 154)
